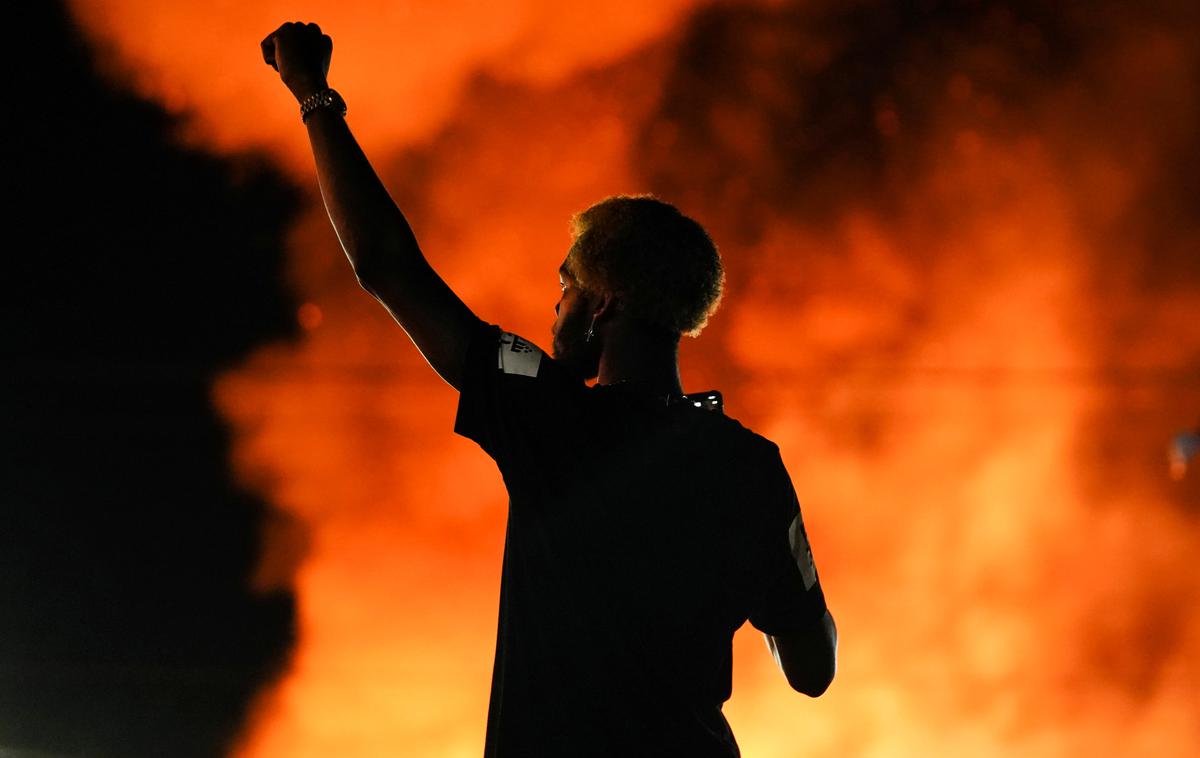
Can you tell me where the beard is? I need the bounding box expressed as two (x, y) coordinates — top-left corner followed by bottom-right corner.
(551, 312), (602, 383)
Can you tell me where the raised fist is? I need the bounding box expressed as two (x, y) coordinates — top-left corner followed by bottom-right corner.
(260, 22), (332, 101)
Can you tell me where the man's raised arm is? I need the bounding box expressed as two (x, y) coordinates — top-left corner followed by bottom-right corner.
(261, 21), (480, 391)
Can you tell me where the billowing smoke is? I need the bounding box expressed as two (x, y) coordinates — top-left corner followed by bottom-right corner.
(65, 0), (1200, 755)
(638, 2), (1200, 754)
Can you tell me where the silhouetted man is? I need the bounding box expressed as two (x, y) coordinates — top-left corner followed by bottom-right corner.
(262, 21), (836, 757)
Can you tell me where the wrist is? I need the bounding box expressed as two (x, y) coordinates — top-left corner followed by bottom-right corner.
(287, 76), (330, 103)
(299, 87), (347, 124)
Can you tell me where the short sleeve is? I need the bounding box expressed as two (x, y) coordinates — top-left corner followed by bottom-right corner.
(747, 450), (829, 635)
(453, 318), (584, 474)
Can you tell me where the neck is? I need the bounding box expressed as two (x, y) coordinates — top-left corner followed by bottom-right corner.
(596, 319), (683, 396)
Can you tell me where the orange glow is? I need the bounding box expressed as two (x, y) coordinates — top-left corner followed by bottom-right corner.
(298, 303), (323, 330)
(67, 2), (1200, 757)
(65, 0), (701, 172)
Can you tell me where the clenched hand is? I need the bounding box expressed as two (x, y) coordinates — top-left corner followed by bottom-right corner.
(260, 22), (332, 101)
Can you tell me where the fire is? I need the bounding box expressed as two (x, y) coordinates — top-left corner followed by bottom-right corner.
(66, 1), (1200, 756)
(65, 0), (700, 171)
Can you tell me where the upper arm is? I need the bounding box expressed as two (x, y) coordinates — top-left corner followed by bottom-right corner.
(747, 454), (827, 634)
(356, 256), (481, 392)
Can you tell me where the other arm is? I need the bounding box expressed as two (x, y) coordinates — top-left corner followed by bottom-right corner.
(751, 452), (837, 697)
(261, 22), (479, 390)
(765, 609), (837, 697)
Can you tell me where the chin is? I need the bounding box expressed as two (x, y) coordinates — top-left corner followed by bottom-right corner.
(556, 343), (599, 383)
(565, 357), (600, 383)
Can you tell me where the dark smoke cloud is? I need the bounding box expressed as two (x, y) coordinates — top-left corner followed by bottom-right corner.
(638, 0), (1200, 478)
(633, 0), (1200, 733)
(3, 3), (301, 755)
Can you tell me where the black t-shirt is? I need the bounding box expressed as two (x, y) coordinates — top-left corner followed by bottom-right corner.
(454, 319), (829, 758)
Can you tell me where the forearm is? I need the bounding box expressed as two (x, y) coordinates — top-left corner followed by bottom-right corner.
(298, 82), (422, 282)
(767, 609), (837, 697)
(262, 23), (481, 389)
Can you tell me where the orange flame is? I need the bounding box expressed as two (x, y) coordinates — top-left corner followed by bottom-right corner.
(67, 1), (1200, 756)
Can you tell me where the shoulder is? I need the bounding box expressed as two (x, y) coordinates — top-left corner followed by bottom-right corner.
(708, 410), (783, 462)
(496, 328), (545, 378)
(453, 321), (585, 458)
(466, 320), (579, 388)
(681, 408), (788, 488)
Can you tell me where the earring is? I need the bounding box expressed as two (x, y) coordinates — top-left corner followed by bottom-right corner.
(585, 315), (597, 342)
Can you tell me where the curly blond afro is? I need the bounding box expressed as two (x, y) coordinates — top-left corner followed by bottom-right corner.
(566, 195), (725, 338)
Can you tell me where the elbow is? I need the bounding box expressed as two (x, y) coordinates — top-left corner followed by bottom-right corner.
(765, 610), (838, 697)
(353, 258), (387, 293)
(785, 648), (835, 697)
(354, 254), (429, 298)
(348, 231), (427, 290)
(346, 247), (391, 292)
(354, 263), (398, 301)
(802, 610), (838, 697)
(789, 666), (834, 698)
(355, 269), (380, 296)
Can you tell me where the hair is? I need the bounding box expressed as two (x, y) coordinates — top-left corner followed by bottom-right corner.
(566, 195), (725, 338)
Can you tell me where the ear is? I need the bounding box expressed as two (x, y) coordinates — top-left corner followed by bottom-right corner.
(592, 290), (620, 324)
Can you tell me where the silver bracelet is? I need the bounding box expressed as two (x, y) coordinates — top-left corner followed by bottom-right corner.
(300, 88), (347, 123)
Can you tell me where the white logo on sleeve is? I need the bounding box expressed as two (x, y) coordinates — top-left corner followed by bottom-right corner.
(497, 331), (543, 378)
(788, 513), (818, 590)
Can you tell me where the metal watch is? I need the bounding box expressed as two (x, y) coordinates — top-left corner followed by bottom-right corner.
(300, 88), (347, 123)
